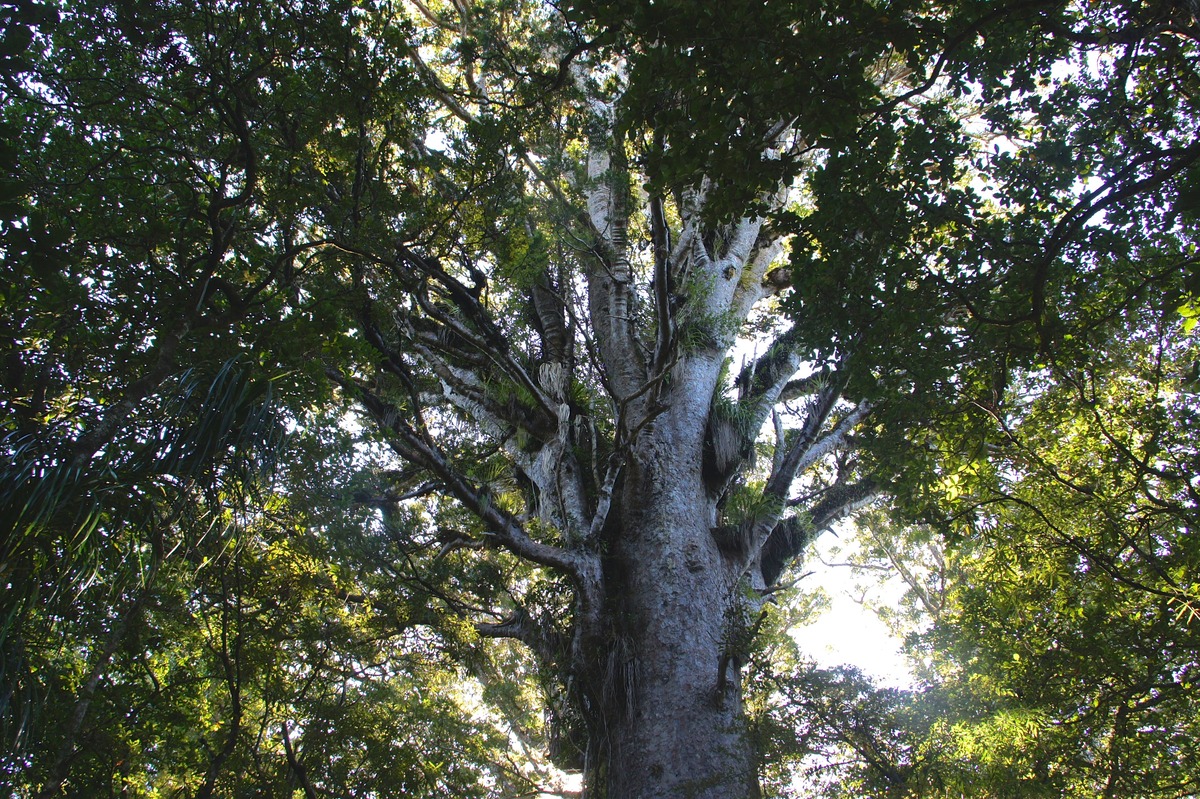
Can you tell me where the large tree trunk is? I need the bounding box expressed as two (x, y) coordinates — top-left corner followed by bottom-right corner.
(586, 370), (761, 798)
(598, 547), (759, 799)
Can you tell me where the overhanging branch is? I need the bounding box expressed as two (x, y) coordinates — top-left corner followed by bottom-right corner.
(324, 369), (590, 580)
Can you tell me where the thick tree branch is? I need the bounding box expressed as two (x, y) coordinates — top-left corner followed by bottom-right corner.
(783, 401), (873, 487)
(730, 233), (787, 322)
(530, 268), (572, 364)
(582, 119), (649, 401)
(765, 375), (849, 502)
(759, 480), (878, 587)
(475, 606), (563, 662)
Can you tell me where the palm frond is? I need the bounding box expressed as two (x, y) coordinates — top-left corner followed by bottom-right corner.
(0, 357), (285, 751)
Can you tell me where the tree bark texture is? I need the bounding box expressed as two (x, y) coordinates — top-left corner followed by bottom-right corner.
(599, 478), (759, 796)
(579, 356), (762, 798)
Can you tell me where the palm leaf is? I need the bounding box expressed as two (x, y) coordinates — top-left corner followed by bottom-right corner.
(0, 357), (285, 750)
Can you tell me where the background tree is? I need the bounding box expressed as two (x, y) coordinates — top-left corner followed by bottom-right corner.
(3, 1), (544, 795)
(3, 0), (1198, 797)
(762, 303), (1200, 797)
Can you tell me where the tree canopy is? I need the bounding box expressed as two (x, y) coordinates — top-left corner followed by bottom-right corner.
(2, 0), (1198, 796)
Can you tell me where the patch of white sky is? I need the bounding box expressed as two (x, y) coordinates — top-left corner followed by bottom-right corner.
(791, 525), (919, 689)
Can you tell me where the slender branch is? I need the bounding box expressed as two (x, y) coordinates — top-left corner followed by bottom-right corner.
(586, 454), (624, 542)
(650, 193), (674, 378)
(34, 573), (157, 799)
(1030, 139), (1200, 347)
(408, 45), (476, 124)
(281, 723), (319, 799)
(70, 321), (190, 466)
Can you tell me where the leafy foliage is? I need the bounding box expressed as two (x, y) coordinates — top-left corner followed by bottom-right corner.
(3, 0), (1200, 795)
(777, 309), (1200, 797)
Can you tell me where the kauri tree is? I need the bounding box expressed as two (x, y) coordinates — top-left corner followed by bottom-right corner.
(3, 0), (1199, 796)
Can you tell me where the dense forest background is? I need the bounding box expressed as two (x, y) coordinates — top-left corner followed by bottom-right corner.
(2, 0), (1199, 796)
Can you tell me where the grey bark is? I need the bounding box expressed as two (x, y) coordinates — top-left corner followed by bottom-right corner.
(593, 415), (762, 799)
